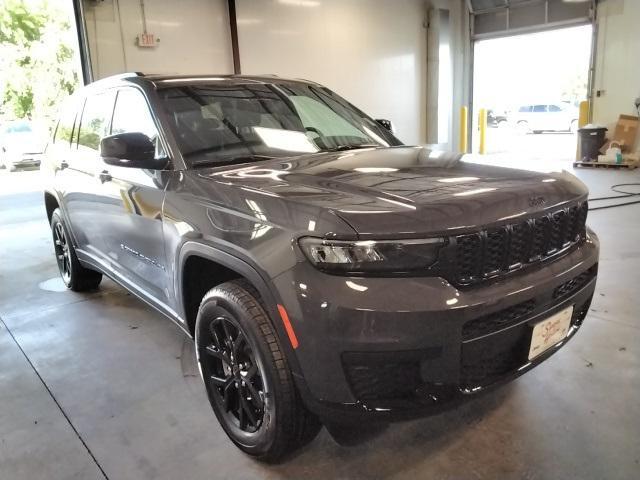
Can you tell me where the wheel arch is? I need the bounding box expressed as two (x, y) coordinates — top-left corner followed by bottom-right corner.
(44, 190), (60, 223)
(177, 242), (297, 360)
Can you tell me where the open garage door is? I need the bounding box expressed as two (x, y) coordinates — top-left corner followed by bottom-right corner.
(468, 0), (595, 168)
(469, 0), (593, 40)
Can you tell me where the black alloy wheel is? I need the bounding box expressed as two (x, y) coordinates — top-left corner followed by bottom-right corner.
(50, 208), (102, 291)
(195, 280), (321, 462)
(53, 221), (71, 284)
(200, 314), (267, 433)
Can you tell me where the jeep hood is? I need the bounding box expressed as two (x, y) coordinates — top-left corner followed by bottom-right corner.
(192, 146), (588, 239)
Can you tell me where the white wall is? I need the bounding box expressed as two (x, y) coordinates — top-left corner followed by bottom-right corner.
(235, 0), (428, 145)
(426, 0), (470, 150)
(83, 0), (233, 79)
(592, 0), (640, 151)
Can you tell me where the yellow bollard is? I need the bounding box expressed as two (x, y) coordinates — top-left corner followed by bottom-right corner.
(576, 100), (589, 160)
(459, 106), (468, 153)
(578, 100), (589, 128)
(478, 108), (487, 155)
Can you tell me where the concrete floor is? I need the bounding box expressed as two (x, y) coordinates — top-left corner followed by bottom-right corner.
(1, 167), (639, 480)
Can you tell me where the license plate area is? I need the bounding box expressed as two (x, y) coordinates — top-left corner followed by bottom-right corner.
(528, 305), (573, 360)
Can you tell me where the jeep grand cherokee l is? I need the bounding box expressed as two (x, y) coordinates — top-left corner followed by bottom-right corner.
(43, 73), (599, 461)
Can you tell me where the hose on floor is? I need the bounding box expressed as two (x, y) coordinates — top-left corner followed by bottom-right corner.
(588, 183), (640, 211)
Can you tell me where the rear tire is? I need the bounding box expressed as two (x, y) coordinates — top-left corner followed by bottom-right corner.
(50, 208), (102, 291)
(570, 119), (578, 134)
(195, 279), (321, 462)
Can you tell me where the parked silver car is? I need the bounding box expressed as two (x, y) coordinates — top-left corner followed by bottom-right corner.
(0, 120), (45, 171)
(513, 103), (578, 134)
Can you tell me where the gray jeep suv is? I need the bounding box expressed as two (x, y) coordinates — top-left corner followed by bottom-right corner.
(43, 73), (599, 461)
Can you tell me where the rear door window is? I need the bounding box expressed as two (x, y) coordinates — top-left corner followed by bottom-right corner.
(533, 105), (547, 113)
(53, 101), (77, 146)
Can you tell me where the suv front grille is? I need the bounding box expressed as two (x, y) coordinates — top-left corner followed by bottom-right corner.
(462, 264), (597, 341)
(452, 202), (588, 285)
(460, 294), (593, 388)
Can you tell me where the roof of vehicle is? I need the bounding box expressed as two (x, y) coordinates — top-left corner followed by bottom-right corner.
(88, 72), (321, 89)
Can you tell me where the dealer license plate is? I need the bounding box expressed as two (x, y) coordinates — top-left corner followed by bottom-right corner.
(528, 306), (573, 360)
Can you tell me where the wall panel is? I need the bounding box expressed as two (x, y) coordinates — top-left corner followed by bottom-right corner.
(235, 0), (428, 145)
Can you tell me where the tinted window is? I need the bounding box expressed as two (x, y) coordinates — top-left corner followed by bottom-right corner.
(111, 88), (165, 157)
(518, 105), (531, 113)
(78, 91), (115, 151)
(54, 102), (77, 145)
(548, 104), (562, 112)
(158, 82), (400, 167)
(532, 105), (547, 113)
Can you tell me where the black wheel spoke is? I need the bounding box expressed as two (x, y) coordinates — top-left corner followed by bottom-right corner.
(222, 381), (234, 411)
(243, 380), (264, 409)
(210, 374), (229, 387)
(240, 393), (258, 427)
(238, 400), (246, 429)
(198, 314), (266, 434)
(205, 344), (229, 364)
(232, 332), (246, 357)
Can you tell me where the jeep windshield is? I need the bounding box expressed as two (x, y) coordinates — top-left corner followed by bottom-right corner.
(158, 81), (401, 167)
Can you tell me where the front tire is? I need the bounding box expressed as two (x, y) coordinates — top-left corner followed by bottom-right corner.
(516, 121), (530, 134)
(50, 208), (102, 291)
(195, 280), (320, 462)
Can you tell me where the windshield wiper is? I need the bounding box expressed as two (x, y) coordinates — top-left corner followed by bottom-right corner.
(320, 144), (380, 152)
(191, 155), (274, 168)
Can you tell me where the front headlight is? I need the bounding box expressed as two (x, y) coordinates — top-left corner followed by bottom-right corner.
(298, 237), (445, 275)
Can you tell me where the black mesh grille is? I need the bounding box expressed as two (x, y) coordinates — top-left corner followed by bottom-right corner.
(455, 234), (482, 282)
(462, 266), (597, 341)
(553, 265), (597, 300)
(507, 222), (530, 267)
(453, 202), (587, 285)
(462, 300), (537, 341)
(343, 355), (422, 402)
(460, 295), (594, 388)
(485, 229), (507, 273)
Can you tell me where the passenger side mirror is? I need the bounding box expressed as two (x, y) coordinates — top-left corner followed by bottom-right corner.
(100, 132), (167, 169)
(375, 118), (395, 133)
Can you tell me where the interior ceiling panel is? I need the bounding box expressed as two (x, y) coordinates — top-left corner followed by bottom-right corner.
(470, 0), (593, 39)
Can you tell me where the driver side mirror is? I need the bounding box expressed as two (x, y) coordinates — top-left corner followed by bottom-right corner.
(100, 132), (167, 169)
(375, 118), (395, 133)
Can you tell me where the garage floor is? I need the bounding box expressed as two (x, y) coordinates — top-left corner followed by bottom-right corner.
(1, 168), (639, 480)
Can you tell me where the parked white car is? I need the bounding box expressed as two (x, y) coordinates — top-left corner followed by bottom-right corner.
(0, 120), (46, 171)
(513, 103), (578, 134)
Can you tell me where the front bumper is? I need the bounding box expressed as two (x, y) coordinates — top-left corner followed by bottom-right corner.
(273, 231), (599, 422)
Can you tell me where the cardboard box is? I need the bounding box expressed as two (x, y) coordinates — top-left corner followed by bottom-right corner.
(610, 114), (639, 153)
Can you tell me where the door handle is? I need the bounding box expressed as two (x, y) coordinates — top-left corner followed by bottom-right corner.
(59, 160), (69, 170)
(99, 170), (112, 183)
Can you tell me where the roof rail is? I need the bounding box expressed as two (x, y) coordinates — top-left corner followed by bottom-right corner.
(112, 71), (144, 79)
(89, 72), (143, 84)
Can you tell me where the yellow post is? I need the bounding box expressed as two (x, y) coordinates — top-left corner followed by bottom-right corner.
(478, 108), (487, 155)
(578, 100), (589, 128)
(576, 100), (589, 160)
(459, 106), (468, 153)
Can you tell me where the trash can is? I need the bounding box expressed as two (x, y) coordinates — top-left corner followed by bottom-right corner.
(578, 125), (607, 162)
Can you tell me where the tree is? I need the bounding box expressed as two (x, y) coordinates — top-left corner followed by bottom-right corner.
(0, 0), (80, 124)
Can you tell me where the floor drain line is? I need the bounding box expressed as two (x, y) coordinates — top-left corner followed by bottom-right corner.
(0, 316), (110, 480)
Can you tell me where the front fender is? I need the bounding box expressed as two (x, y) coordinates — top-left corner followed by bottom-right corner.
(175, 241), (305, 380)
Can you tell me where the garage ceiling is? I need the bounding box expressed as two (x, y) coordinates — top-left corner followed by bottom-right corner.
(469, 0), (594, 39)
